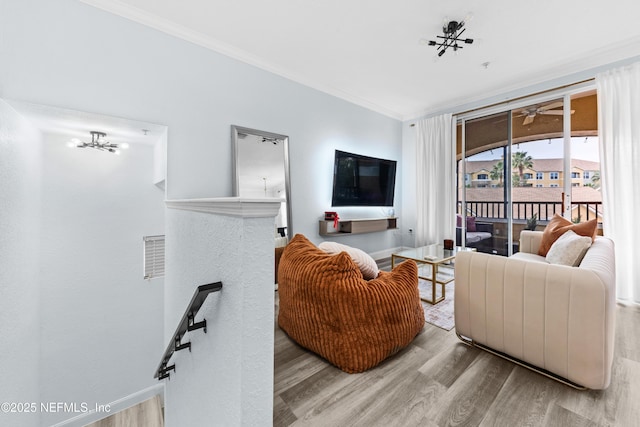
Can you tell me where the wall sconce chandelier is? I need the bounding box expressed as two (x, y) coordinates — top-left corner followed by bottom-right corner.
(428, 20), (474, 57)
(68, 131), (129, 154)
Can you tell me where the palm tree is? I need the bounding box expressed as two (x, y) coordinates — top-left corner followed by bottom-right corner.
(490, 160), (504, 187)
(511, 173), (521, 187)
(512, 151), (534, 187)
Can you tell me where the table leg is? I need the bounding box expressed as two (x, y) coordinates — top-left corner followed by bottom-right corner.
(420, 261), (445, 305)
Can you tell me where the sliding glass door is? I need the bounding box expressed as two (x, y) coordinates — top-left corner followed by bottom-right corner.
(457, 89), (600, 256)
(509, 97), (566, 253)
(458, 111), (509, 254)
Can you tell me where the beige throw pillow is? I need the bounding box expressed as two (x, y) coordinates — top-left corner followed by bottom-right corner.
(545, 230), (592, 266)
(318, 241), (380, 280)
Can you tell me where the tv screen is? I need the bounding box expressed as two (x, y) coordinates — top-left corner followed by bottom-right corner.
(331, 150), (397, 207)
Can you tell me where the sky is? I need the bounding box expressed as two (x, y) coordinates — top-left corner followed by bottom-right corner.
(470, 137), (600, 162)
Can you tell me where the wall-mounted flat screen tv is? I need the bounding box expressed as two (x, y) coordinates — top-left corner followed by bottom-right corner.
(331, 150), (397, 207)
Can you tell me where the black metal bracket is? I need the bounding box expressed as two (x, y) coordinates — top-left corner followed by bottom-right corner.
(174, 336), (191, 352)
(187, 312), (207, 333)
(154, 282), (222, 380)
(158, 364), (175, 380)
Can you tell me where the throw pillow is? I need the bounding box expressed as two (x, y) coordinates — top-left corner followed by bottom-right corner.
(456, 214), (462, 227)
(545, 230), (592, 266)
(318, 241), (380, 280)
(466, 216), (477, 232)
(538, 214), (597, 257)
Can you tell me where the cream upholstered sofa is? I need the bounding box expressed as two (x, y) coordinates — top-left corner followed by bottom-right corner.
(454, 230), (616, 389)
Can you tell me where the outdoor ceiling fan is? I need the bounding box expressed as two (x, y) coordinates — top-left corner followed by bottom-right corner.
(516, 101), (574, 125)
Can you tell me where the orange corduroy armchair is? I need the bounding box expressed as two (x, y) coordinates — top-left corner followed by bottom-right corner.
(277, 234), (425, 373)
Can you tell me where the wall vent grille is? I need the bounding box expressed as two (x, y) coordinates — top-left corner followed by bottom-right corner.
(144, 235), (165, 279)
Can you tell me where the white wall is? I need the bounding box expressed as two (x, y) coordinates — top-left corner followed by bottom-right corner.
(0, 0), (403, 255)
(0, 100), (42, 427)
(401, 122), (418, 248)
(153, 128), (168, 188)
(164, 201), (278, 426)
(36, 134), (165, 426)
(0, 1), (404, 424)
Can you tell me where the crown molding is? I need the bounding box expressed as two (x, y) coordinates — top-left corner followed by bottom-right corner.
(166, 197), (282, 218)
(77, 0), (403, 120)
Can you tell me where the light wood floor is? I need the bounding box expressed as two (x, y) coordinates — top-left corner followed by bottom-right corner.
(84, 395), (163, 427)
(274, 295), (640, 427)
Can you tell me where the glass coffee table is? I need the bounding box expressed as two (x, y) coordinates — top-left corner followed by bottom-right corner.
(391, 244), (476, 305)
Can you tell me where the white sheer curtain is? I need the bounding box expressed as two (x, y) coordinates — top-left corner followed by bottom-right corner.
(596, 62), (640, 303)
(415, 113), (456, 247)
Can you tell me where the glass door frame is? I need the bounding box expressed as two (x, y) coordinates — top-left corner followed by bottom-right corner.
(455, 82), (596, 256)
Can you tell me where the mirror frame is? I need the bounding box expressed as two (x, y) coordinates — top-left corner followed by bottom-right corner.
(231, 125), (292, 237)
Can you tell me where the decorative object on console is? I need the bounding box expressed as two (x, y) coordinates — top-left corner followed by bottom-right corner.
(324, 211), (339, 228)
(67, 131), (129, 154)
(425, 19), (474, 57)
(277, 234), (424, 373)
(443, 239), (454, 250)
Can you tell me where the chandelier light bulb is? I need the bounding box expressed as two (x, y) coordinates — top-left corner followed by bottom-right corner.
(120, 142), (130, 149)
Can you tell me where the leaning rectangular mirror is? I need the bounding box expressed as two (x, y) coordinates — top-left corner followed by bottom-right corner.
(231, 125), (292, 238)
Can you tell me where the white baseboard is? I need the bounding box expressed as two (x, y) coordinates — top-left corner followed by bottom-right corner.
(50, 383), (165, 427)
(370, 246), (407, 261)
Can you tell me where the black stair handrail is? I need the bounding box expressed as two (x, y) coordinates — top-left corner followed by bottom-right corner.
(155, 282), (222, 380)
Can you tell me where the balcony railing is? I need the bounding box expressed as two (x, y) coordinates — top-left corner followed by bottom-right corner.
(459, 201), (603, 222)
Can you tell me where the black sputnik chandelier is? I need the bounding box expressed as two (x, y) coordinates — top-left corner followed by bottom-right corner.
(428, 20), (474, 57)
(68, 131), (129, 154)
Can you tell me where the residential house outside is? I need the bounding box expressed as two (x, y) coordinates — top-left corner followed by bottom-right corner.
(459, 156), (602, 255)
(464, 158), (600, 190)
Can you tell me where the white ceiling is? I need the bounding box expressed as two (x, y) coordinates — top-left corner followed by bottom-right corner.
(80, 0), (640, 120)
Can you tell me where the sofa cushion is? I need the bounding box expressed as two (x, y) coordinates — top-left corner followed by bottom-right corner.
(465, 231), (492, 244)
(545, 230), (592, 266)
(538, 214), (597, 257)
(319, 241), (379, 280)
(466, 216), (477, 232)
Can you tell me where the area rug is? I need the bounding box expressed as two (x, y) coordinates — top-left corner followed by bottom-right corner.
(418, 279), (455, 331)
